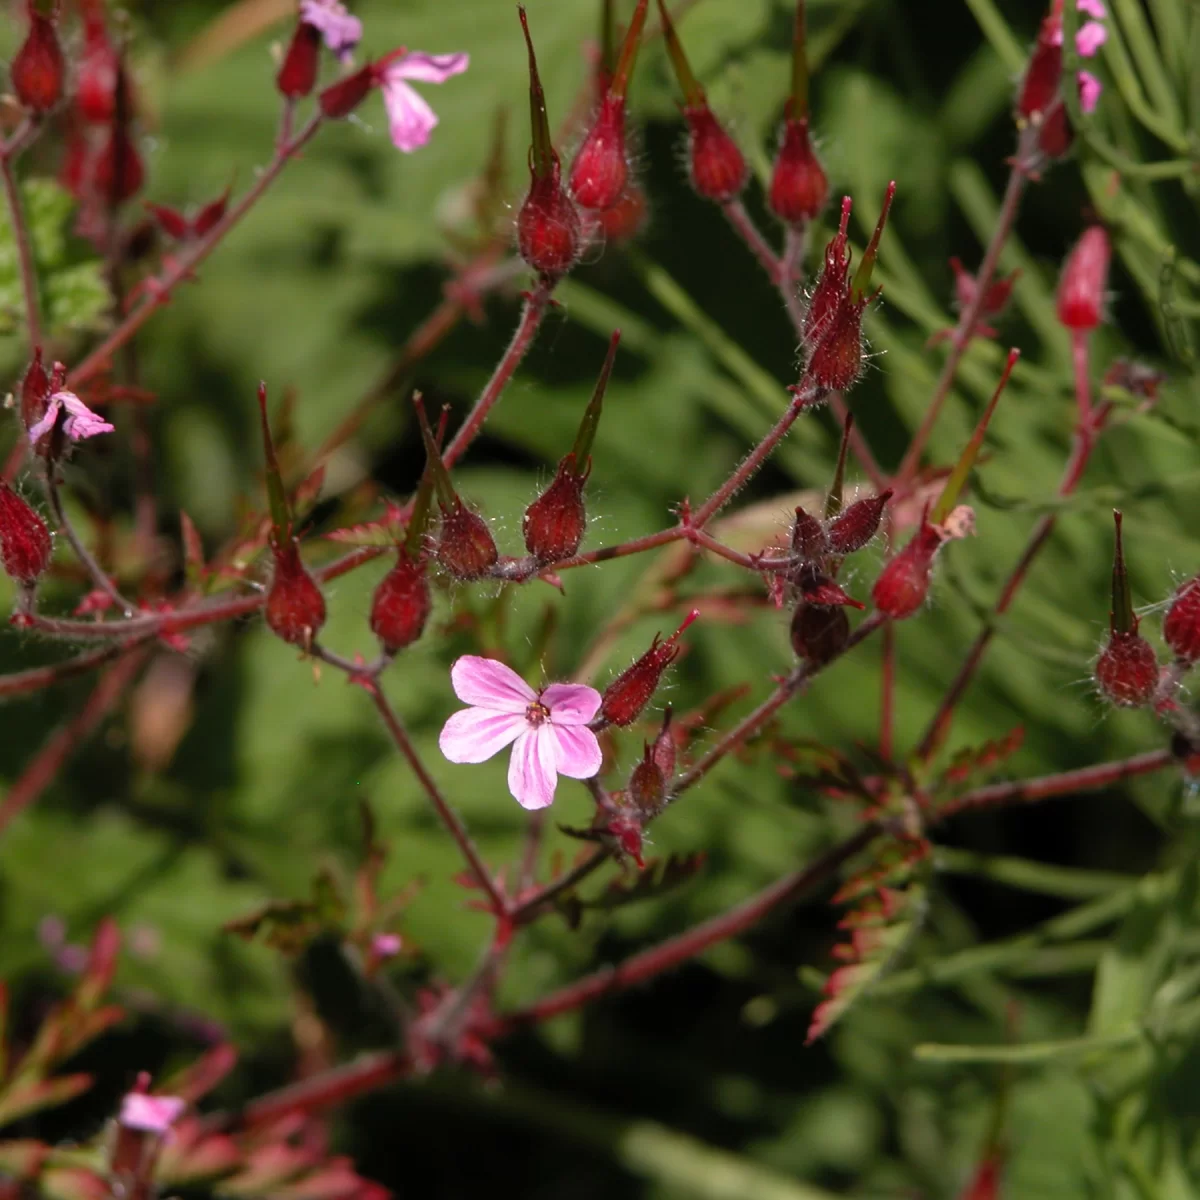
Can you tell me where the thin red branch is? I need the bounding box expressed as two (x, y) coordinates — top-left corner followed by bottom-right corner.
(0, 137), (43, 348)
(0, 642), (146, 698)
(722, 198), (782, 282)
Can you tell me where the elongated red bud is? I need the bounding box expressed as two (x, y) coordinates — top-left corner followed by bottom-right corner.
(0, 484), (52, 584)
(1016, 14), (1062, 119)
(1164, 575), (1200, 664)
(370, 550), (431, 652)
(11, 4), (65, 113)
(277, 20), (322, 98)
(807, 301), (869, 391)
(94, 128), (145, 205)
(1037, 100), (1074, 158)
(872, 522), (943, 619)
(686, 107), (747, 203)
(21, 348), (49, 431)
(769, 117), (827, 224)
(628, 743), (666, 815)
(826, 490), (892, 555)
(1095, 511), (1157, 706)
(790, 602), (849, 665)
(803, 197), (852, 347)
(1057, 225), (1110, 331)
(569, 93), (628, 212)
(651, 707), (676, 779)
(791, 505), (827, 560)
(318, 63), (375, 119)
(266, 540), (326, 648)
(522, 457), (588, 563)
(77, 9), (118, 123)
(437, 500), (498, 580)
(600, 610), (698, 726)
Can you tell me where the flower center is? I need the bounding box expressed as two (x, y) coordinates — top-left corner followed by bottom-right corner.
(525, 700), (551, 727)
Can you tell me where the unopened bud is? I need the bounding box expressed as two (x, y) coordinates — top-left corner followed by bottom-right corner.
(1037, 100), (1074, 159)
(11, 4), (65, 113)
(517, 171), (582, 276)
(21, 348), (49, 431)
(1016, 14), (1062, 119)
(1057, 225), (1110, 332)
(789, 602), (849, 666)
(370, 549), (431, 652)
(318, 63), (375, 119)
(806, 300), (869, 391)
(523, 457), (588, 563)
(1164, 575), (1200, 664)
(651, 707), (676, 779)
(0, 483), (52, 585)
(437, 500), (498, 580)
(569, 93), (629, 212)
(1095, 632), (1158, 707)
(685, 107), (747, 203)
(77, 11), (118, 123)
(94, 129), (145, 205)
(872, 522), (943, 619)
(600, 610), (698, 726)
(825, 489), (892, 555)
(803, 197), (852, 348)
(266, 540), (326, 648)
(628, 743), (666, 814)
(769, 117), (828, 224)
(791, 505), (827, 560)
(277, 20), (322, 99)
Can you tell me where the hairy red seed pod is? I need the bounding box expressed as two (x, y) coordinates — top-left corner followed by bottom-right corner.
(803, 206), (852, 348)
(523, 456), (589, 563)
(77, 12), (118, 123)
(826, 489), (893, 555)
(600, 611), (697, 726)
(517, 167), (582, 277)
(596, 184), (648, 243)
(93, 129), (145, 205)
(370, 550), (430, 652)
(872, 523), (943, 619)
(318, 63), (375, 120)
(768, 117), (828, 225)
(20, 348), (49, 431)
(1163, 576), (1200, 664)
(265, 540), (326, 648)
(569, 93), (629, 212)
(806, 299), (868, 391)
(11, 6), (65, 114)
(795, 567), (864, 610)
(685, 106), (746, 203)
(790, 602), (849, 666)
(0, 484), (52, 584)
(628, 744), (666, 815)
(277, 20), (322, 99)
(1057, 225), (1110, 332)
(791, 505), (827, 560)
(1016, 14), (1062, 118)
(1094, 631), (1158, 707)
(436, 500), (498, 580)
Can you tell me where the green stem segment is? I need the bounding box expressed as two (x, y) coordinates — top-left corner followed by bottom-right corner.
(413, 394), (457, 511)
(404, 399), (442, 557)
(824, 414), (852, 519)
(257, 383), (292, 541)
(569, 329), (621, 473)
(610, 0), (649, 99)
(849, 180), (896, 305)
(1110, 509), (1135, 634)
(518, 6), (555, 179)
(656, 0), (704, 108)
(790, 0), (810, 119)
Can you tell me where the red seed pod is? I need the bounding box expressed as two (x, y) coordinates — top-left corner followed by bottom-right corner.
(791, 505), (827, 560)
(872, 523), (943, 619)
(1037, 100), (1074, 159)
(569, 92), (629, 212)
(77, 8), (118, 123)
(277, 20), (322, 99)
(650, 708), (676, 779)
(265, 539), (326, 648)
(1094, 631), (1158, 707)
(789, 602), (850, 666)
(318, 63), (375, 120)
(803, 199), (852, 348)
(806, 298), (869, 391)
(20, 348), (49, 431)
(628, 744), (666, 815)
(596, 184), (648, 243)
(1057, 225), (1111, 332)
(826, 489), (893, 555)
(1163, 575), (1200, 664)
(600, 610), (698, 726)
(517, 168), (582, 277)
(11, 4), (65, 114)
(436, 499), (498, 580)
(685, 106), (747, 203)
(0, 484), (52, 584)
(523, 456), (589, 563)
(768, 117), (828, 225)
(93, 129), (145, 205)
(369, 549), (431, 652)
(795, 566), (864, 610)
(1016, 14), (1062, 119)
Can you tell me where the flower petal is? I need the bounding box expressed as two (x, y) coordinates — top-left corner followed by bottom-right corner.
(1078, 69), (1103, 113)
(120, 1093), (186, 1134)
(27, 396), (60, 444)
(550, 724), (602, 780)
(439, 707), (525, 763)
(507, 727), (558, 809)
(542, 681), (602, 726)
(382, 79), (439, 153)
(299, 0), (362, 59)
(449, 655), (534, 711)
(1077, 0), (1106, 18)
(53, 391), (114, 440)
(388, 51), (470, 85)
(1076, 20), (1107, 56)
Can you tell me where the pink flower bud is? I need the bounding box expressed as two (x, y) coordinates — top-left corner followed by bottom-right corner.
(517, 169), (582, 277)
(768, 117), (828, 225)
(436, 499), (498, 580)
(825, 489), (892, 555)
(266, 540), (326, 648)
(789, 602), (849, 665)
(600, 611), (698, 726)
(872, 522), (943, 619)
(1057, 225), (1110, 331)
(1094, 631), (1158, 707)
(11, 4), (65, 114)
(277, 20), (322, 99)
(370, 549), (431, 652)
(569, 93), (629, 212)
(0, 483), (52, 584)
(1163, 575), (1200, 664)
(685, 106), (747, 203)
(523, 457), (588, 563)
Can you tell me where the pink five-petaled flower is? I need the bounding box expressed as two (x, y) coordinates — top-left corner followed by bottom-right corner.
(299, 0), (362, 63)
(119, 1092), (186, 1135)
(379, 50), (469, 153)
(28, 389), (114, 444)
(439, 655), (602, 810)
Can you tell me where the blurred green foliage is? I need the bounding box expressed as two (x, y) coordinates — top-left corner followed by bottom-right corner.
(2, 0), (1200, 1196)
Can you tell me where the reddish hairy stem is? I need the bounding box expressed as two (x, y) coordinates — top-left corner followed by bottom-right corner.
(68, 115), (324, 389)
(365, 683), (506, 916)
(0, 145), (43, 350)
(0, 641), (147, 697)
(510, 847), (608, 924)
(722, 198), (781, 282)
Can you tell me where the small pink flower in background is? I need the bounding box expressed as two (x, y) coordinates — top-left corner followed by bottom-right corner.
(372, 932), (402, 958)
(1077, 0), (1106, 18)
(119, 1092), (186, 1135)
(1078, 70), (1103, 113)
(439, 656), (603, 810)
(378, 51), (469, 152)
(1076, 20), (1107, 56)
(28, 389), (114, 444)
(299, 0), (362, 63)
